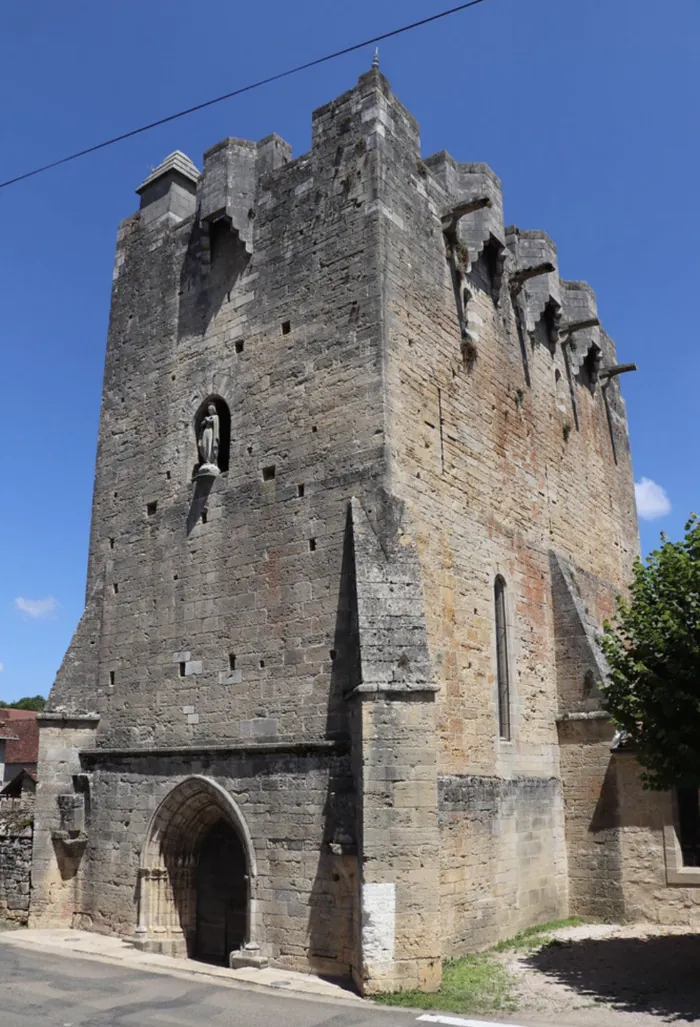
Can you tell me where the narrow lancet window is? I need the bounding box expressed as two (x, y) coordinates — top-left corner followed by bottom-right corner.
(494, 575), (511, 740)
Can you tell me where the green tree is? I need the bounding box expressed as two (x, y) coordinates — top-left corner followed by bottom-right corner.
(601, 515), (700, 791)
(0, 695), (46, 712)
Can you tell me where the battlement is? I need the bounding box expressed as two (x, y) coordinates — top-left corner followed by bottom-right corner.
(132, 66), (619, 402)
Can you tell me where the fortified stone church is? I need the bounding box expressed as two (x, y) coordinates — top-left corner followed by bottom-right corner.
(29, 65), (692, 995)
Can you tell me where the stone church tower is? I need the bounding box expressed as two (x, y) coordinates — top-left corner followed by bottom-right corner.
(30, 65), (639, 993)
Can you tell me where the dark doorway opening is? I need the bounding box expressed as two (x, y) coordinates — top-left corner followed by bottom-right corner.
(194, 818), (248, 965)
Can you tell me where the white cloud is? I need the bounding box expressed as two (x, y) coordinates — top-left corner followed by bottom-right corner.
(0, 663), (3, 673)
(14, 596), (59, 620)
(635, 478), (671, 521)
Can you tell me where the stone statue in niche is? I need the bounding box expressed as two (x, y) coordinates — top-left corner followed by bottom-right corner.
(197, 403), (220, 478)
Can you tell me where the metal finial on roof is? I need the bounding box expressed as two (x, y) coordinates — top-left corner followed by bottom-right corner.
(372, 48), (380, 70)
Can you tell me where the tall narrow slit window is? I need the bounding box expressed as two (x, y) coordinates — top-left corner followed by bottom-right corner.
(494, 575), (511, 740)
(677, 787), (700, 867)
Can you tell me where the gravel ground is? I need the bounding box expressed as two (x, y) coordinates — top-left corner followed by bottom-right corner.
(498, 922), (700, 1026)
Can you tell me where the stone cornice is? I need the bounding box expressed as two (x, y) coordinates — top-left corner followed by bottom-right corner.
(349, 682), (439, 698)
(79, 739), (348, 763)
(37, 713), (100, 725)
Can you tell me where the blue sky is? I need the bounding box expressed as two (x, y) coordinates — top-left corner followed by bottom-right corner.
(0, 0), (697, 702)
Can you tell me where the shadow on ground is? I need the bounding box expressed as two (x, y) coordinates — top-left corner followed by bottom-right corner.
(525, 933), (700, 1023)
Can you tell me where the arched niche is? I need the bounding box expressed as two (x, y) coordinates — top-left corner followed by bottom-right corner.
(194, 395), (231, 474)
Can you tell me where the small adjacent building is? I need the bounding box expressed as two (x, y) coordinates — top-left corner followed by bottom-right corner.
(0, 712), (37, 925)
(0, 711), (39, 786)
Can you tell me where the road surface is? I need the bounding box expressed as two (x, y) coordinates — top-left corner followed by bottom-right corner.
(0, 944), (529, 1027)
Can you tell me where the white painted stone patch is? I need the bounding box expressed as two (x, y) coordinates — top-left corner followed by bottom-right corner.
(362, 881), (395, 968)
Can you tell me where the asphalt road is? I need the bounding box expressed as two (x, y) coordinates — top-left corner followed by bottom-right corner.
(0, 946), (428, 1027)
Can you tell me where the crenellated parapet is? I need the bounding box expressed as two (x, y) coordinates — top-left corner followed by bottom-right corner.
(130, 69), (628, 419)
(506, 229), (612, 388)
(453, 163), (506, 287)
(198, 134), (292, 256)
(426, 153), (507, 301)
(135, 132), (295, 279)
(421, 151), (620, 396)
(506, 227), (562, 342)
(559, 280), (602, 379)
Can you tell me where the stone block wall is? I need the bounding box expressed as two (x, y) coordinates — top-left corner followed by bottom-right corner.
(438, 775), (567, 951)
(29, 717), (98, 929)
(47, 71), (392, 751)
(0, 798), (34, 924)
(557, 716), (624, 920)
(559, 729), (700, 928)
(46, 749), (355, 978)
(614, 754), (700, 927)
(359, 72), (637, 951)
(353, 693), (441, 993)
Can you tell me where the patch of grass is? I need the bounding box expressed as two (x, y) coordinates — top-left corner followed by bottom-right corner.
(493, 917), (585, 952)
(373, 918), (587, 1015)
(374, 953), (515, 1015)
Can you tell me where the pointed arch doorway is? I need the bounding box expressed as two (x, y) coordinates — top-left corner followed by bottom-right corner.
(135, 777), (258, 965)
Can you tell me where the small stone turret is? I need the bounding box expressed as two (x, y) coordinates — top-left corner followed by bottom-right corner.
(136, 150), (199, 227)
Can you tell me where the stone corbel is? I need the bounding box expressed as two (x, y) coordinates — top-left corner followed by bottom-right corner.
(599, 362), (637, 381)
(441, 196), (492, 252)
(51, 793), (87, 850)
(509, 262), (556, 297)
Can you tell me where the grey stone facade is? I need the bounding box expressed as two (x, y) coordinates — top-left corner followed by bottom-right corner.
(31, 65), (642, 994)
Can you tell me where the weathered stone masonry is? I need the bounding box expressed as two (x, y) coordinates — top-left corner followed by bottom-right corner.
(31, 64), (659, 993)
(0, 798), (34, 925)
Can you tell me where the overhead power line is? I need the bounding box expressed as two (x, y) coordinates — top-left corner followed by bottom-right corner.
(0, 0), (489, 192)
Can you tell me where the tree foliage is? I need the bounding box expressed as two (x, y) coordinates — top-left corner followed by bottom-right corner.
(601, 515), (700, 791)
(0, 695), (46, 712)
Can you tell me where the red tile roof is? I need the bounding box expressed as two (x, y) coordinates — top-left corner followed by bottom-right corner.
(0, 711), (38, 764)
